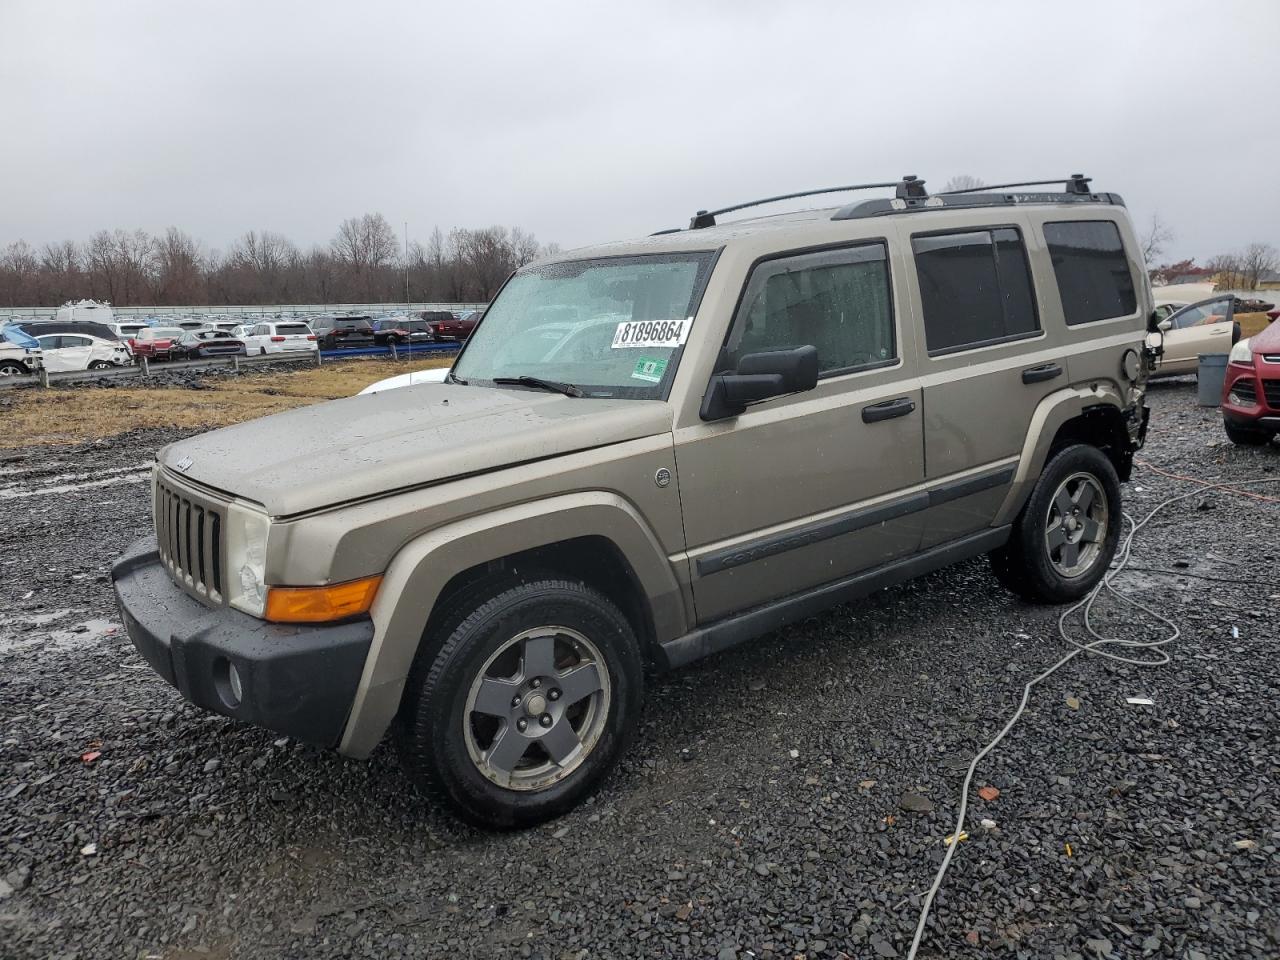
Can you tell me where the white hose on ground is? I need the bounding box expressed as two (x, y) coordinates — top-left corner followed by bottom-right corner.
(903, 472), (1280, 960)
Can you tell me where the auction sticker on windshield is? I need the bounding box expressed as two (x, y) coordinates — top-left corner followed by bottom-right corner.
(611, 318), (690, 349)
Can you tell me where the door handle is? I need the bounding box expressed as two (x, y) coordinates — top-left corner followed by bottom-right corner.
(1021, 362), (1063, 384)
(861, 397), (916, 423)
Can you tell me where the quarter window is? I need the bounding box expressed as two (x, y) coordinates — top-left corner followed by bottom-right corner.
(1043, 220), (1137, 325)
(723, 243), (895, 376)
(912, 228), (1039, 355)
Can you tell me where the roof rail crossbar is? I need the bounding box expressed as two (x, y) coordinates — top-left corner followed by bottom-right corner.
(938, 174), (1092, 196)
(689, 181), (900, 229)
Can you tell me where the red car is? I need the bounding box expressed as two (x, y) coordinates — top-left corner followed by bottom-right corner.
(130, 326), (186, 360)
(1222, 318), (1280, 445)
(428, 309), (482, 341)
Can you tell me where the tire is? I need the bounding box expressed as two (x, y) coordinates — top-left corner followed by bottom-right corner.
(260, 347), (266, 356)
(89, 360), (112, 370)
(1224, 420), (1273, 446)
(988, 444), (1122, 604)
(0, 360), (28, 377)
(395, 577), (643, 829)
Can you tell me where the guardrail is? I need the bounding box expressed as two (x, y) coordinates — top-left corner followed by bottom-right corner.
(0, 341), (459, 390)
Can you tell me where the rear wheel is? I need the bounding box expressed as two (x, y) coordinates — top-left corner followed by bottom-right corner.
(89, 360), (112, 370)
(1224, 420), (1274, 446)
(396, 577), (643, 828)
(0, 361), (28, 377)
(989, 444), (1121, 604)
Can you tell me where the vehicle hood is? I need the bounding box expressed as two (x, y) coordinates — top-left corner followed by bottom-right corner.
(159, 384), (672, 517)
(1247, 320), (1280, 354)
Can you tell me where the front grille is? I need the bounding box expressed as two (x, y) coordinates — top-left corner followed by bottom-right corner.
(1263, 378), (1280, 409)
(1231, 379), (1257, 404)
(155, 474), (225, 603)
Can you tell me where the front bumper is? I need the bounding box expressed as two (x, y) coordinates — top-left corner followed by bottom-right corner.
(111, 536), (374, 747)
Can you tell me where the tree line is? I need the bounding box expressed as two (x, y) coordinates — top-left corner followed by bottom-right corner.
(0, 213), (559, 307)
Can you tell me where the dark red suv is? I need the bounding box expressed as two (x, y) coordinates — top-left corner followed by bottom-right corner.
(1222, 317), (1280, 445)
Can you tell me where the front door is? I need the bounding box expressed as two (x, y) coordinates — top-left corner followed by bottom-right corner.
(1160, 296), (1236, 374)
(675, 241), (925, 624)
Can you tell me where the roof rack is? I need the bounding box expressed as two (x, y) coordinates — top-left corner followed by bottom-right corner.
(832, 173), (1124, 220)
(686, 180), (902, 230)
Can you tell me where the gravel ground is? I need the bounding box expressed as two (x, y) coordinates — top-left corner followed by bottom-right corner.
(2, 380), (1278, 960)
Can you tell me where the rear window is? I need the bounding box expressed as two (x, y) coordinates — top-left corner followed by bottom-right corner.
(275, 324), (311, 335)
(1043, 221), (1138, 325)
(912, 228), (1039, 355)
(335, 319), (370, 329)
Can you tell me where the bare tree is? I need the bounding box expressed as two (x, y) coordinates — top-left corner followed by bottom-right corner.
(942, 175), (986, 193)
(1140, 213), (1174, 267)
(1241, 242), (1278, 290)
(153, 227), (204, 303)
(332, 213), (399, 300)
(1206, 253), (1244, 291)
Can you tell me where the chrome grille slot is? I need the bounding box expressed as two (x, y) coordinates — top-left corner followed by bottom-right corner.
(154, 474), (226, 604)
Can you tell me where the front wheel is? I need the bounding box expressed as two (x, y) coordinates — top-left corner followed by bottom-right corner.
(0, 361), (29, 377)
(989, 444), (1122, 604)
(89, 360), (113, 370)
(396, 577), (643, 829)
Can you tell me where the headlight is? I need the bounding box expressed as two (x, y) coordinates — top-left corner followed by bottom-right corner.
(225, 501), (270, 617)
(1229, 338), (1253, 364)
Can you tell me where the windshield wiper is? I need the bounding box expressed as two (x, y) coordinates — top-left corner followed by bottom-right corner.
(445, 371), (468, 385)
(492, 375), (584, 398)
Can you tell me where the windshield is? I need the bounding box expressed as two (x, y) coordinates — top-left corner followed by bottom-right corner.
(452, 252), (715, 398)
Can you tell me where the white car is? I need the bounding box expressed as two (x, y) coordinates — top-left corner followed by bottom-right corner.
(241, 321), (318, 356)
(34, 333), (131, 372)
(358, 366), (450, 394)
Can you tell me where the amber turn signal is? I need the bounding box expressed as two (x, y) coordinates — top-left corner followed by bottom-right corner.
(264, 575), (382, 623)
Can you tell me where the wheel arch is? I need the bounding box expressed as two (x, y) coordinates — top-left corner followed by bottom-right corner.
(337, 493), (685, 758)
(992, 386), (1131, 526)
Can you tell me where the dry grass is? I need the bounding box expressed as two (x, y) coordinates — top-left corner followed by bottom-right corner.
(1237, 311), (1272, 339)
(0, 355), (453, 448)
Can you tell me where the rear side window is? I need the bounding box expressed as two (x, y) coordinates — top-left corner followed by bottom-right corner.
(912, 228), (1039, 355)
(1043, 220), (1137, 325)
(724, 242), (895, 377)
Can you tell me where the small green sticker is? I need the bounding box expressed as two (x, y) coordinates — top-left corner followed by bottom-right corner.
(631, 356), (667, 383)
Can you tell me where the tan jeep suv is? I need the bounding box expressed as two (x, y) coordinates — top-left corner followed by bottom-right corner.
(113, 175), (1152, 827)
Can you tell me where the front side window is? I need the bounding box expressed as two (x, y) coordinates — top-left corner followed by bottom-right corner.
(721, 243), (895, 376)
(913, 228), (1039, 355)
(1043, 220), (1138, 325)
(1171, 298), (1232, 329)
(452, 252), (716, 399)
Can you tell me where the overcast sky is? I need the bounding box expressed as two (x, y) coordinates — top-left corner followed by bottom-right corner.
(2, 0), (1278, 263)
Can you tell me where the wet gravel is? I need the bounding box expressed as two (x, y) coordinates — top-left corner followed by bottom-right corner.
(2, 381), (1278, 960)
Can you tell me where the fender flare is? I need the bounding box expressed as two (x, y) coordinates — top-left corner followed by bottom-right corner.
(992, 385), (1126, 527)
(337, 492), (684, 757)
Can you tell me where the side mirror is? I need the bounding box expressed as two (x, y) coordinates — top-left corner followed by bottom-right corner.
(700, 345), (819, 421)
(1157, 318), (1173, 332)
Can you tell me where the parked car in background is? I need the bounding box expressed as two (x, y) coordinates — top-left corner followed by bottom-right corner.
(427, 309), (481, 341)
(241, 321), (318, 355)
(55, 299), (114, 325)
(173, 318), (208, 332)
(372, 317), (438, 345)
(0, 325), (44, 377)
(1233, 297), (1275, 314)
(358, 364), (451, 394)
(131, 327), (187, 360)
(1222, 320), (1280, 445)
(1267, 309), (1279, 325)
(18, 319), (123, 344)
(110, 321), (151, 347)
(174, 329), (247, 360)
(33, 333), (131, 372)
(1149, 295), (1239, 377)
(310, 315), (375, 349)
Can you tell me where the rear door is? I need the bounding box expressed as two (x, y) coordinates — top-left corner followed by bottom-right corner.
(900, 219), (1061, 548)
(676, 240), (925, 623)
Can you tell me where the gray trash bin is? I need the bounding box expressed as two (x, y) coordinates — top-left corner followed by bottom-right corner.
(1197, 353), (1229, 406)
